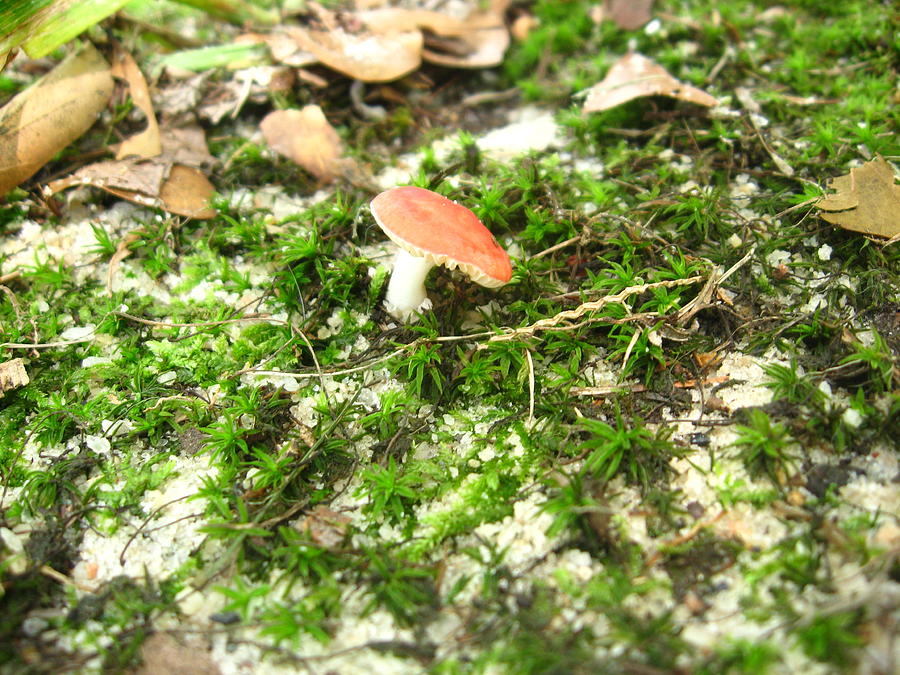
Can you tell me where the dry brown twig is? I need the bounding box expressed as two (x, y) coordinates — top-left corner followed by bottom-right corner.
(675, 247), (754, 326)
(488, 276), (706, 343)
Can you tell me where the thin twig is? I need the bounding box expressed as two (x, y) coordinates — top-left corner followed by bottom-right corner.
(489, 276), (705, 343)
(524, 348), (535, 423)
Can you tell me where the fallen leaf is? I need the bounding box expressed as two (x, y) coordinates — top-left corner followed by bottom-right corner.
(510, 14), (540, 42)
(160, 126), (216, 168)
(0, 358), (29, 397)
(283, 22), (422, 82)
(261, 106), (344, 182)
(45, 126), (217, 219)
(421, 1), (511, 69)
(422, 24), (510, 69)
(110, 46), (161, 160)
(0, 50), (16, 73)
(0, 43), (113, 195)
(157, 165), (217, 218)
(583, 52), (717, 113)
(298, 505), (351, 549)
(816, 157), (900, 239)
(356, 8), (469, 37)
(604, 0), (655, 30)
(235, 31), (318, 69)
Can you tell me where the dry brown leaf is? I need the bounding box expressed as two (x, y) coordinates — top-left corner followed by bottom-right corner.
(261, 106), (344, 182)
(46, 125), (217, 219)
(357, 8), (469, 37)
(298, 505), (351, 549)
(284, 23), (422, 82)
(421, 2), (511, 69)
(423, 24), (510, 69)
(0, 50), (16, 74)
(0, 358), (29, 397)
(160, 126), (216, 168)
(235, 32), (318, 69)
(510, 14), (540, 42)
(583, 52), (717, 113)
(0, 43), (113, 195)
(604, 0), (655, 30)
(158, 165), (217, 218)
(110, 47), (161, 160)
(817, 157), (900, 239)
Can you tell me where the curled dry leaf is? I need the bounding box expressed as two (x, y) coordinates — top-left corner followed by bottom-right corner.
(356, 8), (469, 37)
(283, 23), (422, 83)
(298, 505), (351, 550)
(261, 105), (344, 182)
(422, 24), (510, 69)
(583, 52), (717, 113)
(0, 43), (113, 195)
(46, 125), (217, 219)
(421, 0), (511, 68)
(510, 14), (540, 42)
(816, 157), (900, 239)
(110, 47), (161, 160)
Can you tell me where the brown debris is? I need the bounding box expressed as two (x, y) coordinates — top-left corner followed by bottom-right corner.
(0, 43), (113, 195)
(110, 47), (161, 160)
(817, 157), (900, 239)
(583, 52), (717, 113)
(46, 125), (217, 219)
(282, 22), (422, 83)
(261, 106), (345, 183)
(298, 505), (352, 549)
(0, 358), (29, 397)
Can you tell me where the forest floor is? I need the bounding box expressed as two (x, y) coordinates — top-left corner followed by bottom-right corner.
(0, 1), (898, 673)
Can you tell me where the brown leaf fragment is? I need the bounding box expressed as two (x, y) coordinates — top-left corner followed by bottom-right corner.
(0, 358), (29, 397)
(298, 505), (351, 549)
(0, 50), (16, 74)
(110, 47), (161, 160)
(161, 126), (216, 168)
(46, 159), (215, 220)
(235, 32), (317, 69)
(87, 164), (215, 219)
(510, 14), (540, 42)
(604, 0), (655, 30)
(158, 165), (217, 219)
(421, 2), (511, 69)
(261, 106), (343, 182)
(0, 43), (113, 195)
(357, 8), (469, 37)
(283, 24), (422, 82)
(47, 159), (167, 196)
(135, 633), (220, 675)
(45, 122), (216, 219)
(423, 24), (510, 69)
(816, 157), (900, 239)
(583, 52), (717, 113)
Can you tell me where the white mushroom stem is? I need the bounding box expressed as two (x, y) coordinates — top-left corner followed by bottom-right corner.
(384, 248), (435, 319)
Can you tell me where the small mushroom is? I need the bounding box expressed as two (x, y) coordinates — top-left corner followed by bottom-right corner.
(370, 186), (512, 321)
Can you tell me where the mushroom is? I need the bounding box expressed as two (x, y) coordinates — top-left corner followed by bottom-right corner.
(370, 186), (512, 321)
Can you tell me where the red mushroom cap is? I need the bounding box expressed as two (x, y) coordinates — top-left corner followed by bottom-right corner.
(370, 186), (512, 288)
